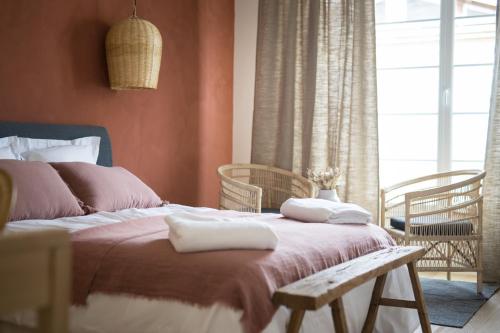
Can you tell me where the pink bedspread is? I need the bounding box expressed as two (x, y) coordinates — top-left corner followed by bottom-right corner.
(71, 211), (395, 333)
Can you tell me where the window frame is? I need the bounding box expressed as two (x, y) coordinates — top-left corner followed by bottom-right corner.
(438, 0), (454, 173)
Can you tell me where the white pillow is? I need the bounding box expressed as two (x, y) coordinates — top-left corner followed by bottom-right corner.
(0, 136), (18, 148)
(0, 146), (18, 160)
(15, 136), (100, 164)
(0, 136), (20, 160)
(22, 145), (97, 163)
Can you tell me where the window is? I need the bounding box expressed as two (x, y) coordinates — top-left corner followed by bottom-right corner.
(375, 0), (496, 186)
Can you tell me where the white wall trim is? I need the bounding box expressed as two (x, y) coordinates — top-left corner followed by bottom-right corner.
(232, 0), (259, 163)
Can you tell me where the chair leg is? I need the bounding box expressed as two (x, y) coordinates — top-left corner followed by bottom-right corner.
(477, 272), (483, 294)
(477, 235), (484, 295)
(446, 242), (451, 281)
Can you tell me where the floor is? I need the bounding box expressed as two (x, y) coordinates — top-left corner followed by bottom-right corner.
(414, 272), (500, 333)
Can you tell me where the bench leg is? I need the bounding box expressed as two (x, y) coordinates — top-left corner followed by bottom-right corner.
(361, 273), (388, 333)
(407, 261), (432, 333)
(477, 271), (483, 294)
(330, 298), (348, 333)
(287, 309), (305, 333)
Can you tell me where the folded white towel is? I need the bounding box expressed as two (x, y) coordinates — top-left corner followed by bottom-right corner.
(164, 212), (279, 253)
(280, 198), (372, 224)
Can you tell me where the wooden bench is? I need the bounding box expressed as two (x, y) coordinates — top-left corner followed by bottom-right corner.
(273, 246), (431, 333)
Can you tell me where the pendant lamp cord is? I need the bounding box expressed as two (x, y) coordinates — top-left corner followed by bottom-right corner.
(132, 0), (137, 18)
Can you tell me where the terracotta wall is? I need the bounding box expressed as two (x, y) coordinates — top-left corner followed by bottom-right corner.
(0, 0), (234, 207)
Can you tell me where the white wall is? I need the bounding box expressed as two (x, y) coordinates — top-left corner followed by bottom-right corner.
(233, 0), (259, 163)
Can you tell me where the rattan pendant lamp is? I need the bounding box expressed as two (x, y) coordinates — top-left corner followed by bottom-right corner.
(105, 0), (162, 90)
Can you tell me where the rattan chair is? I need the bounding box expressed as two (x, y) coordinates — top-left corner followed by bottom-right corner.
(217, 164), (317, 213)
(381, 170), (486, 292)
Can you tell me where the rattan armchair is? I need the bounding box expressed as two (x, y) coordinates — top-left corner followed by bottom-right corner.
(217, 164), (317, 213)
(381, 170), (486, 292)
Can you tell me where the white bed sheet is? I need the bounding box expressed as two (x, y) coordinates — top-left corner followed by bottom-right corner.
(3, 205), (420, 333)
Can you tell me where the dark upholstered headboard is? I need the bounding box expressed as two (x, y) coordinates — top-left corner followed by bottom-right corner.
(0, 121), (112, 166)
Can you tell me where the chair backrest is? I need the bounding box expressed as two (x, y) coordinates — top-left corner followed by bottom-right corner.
(218, 164), (315, 211)
(383, 170), (483, 211)
(382, 170), (486, 233)
(405, 171), (485, 223)
(0, 169), (14, 232)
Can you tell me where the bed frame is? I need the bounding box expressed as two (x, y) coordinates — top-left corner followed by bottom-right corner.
(0, 121), (112, 166)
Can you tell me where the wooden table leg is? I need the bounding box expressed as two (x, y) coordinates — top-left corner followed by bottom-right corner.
(330, 297), (348, 333)
(361, 273), (388, 333)
(287, 309), (305, 333)
(407, 261), (432, 333)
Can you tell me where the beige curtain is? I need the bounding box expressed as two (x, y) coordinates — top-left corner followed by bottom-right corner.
(252, 0), (379, 218)
(483, 5), (500, 283)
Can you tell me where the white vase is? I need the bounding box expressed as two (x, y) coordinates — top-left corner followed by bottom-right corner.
(317, 189), (341, 202)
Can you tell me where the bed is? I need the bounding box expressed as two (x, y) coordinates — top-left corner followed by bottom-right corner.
(0, 122), (420, 333)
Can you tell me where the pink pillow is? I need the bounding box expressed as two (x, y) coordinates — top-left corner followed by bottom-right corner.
(0, 160), (85, 221)
(52, 162), (164, 213)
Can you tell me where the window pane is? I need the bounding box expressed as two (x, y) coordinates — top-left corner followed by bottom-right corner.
(379, 115), (438, 160)
(376, 0), (441, 23)
(376, 20), (440, 68)
(452, 1), (494, 172)
(453, 65), (493, 114)
(380, 160), (437, 187)
(454, 15), (496, 65)
(451, 161), (485, 171)
(452, 114), (489, 161)
(378, 68), (439, 114)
